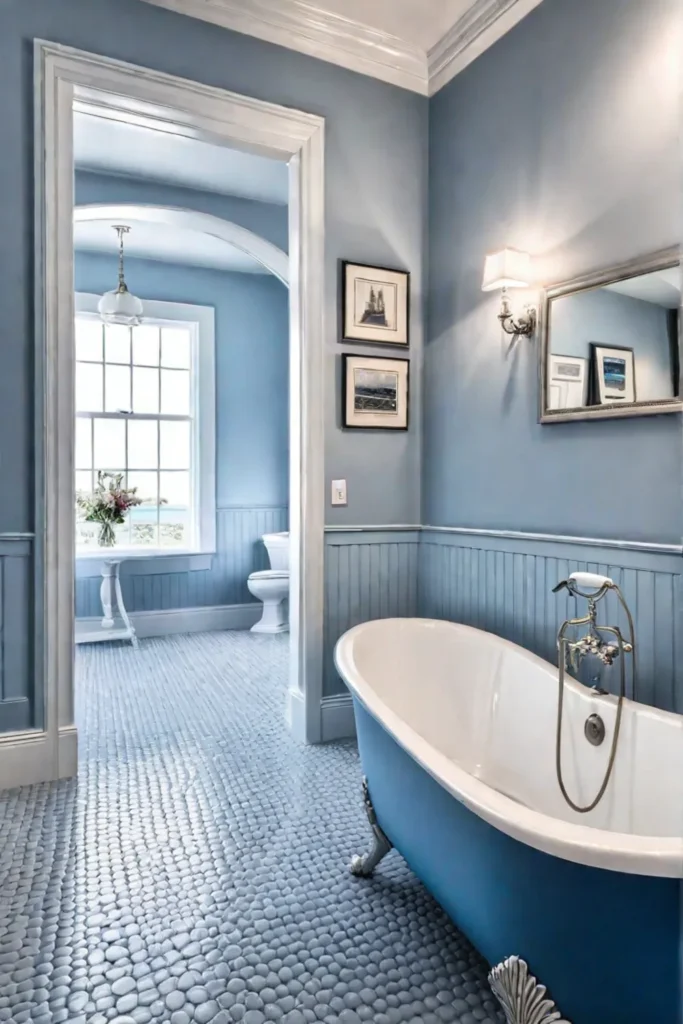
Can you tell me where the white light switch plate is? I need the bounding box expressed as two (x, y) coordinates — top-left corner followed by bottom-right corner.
(331, 479), (347, 506)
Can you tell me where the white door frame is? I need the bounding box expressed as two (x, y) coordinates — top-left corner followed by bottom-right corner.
(20, 41), (325, 787)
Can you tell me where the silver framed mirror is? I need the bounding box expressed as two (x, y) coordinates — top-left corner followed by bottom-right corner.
(539, 247), (681, 423)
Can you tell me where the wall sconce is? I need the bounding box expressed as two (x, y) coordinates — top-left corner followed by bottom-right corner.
(482, 248), (536, 336)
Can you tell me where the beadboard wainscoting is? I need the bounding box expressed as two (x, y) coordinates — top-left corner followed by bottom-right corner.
(419, 529), (683, 714)
(0, 536), (34, 733)
(323, 530), (421, 711)
(75, 507), (288, 622)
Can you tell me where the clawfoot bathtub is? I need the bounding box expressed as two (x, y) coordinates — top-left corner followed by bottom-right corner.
(335, 618), (683, 1024)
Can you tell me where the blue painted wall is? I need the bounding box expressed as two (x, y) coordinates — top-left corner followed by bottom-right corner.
(421, 0), (683, 717)
(0, 0), (426, 730)
(76, 170), (289, 253)
(426, 0), (681, 543)
(550, 288), (674, 402)
(74, 251), (289, 613)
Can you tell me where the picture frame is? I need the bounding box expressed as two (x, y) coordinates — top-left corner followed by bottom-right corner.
(342, 354), (409, 430)
(590, 344), (636, 405)
(546, 354), (588, 410)
(341, 261), (410, 346)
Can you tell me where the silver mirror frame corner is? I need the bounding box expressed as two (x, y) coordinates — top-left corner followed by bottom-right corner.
(538, 245), (682, 424)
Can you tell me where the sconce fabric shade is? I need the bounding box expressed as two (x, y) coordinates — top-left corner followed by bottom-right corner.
(482, 248), (532, 291)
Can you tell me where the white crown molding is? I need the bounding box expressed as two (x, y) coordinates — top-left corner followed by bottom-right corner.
(428, 0), (545, 94)
(141, 0), (429, 94)
(140, 0), (544, 96)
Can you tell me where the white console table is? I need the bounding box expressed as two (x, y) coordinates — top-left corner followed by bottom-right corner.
(75, 557), (138, 648)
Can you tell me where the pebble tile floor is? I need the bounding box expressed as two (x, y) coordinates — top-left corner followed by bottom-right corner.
(0, 631), (504, 1024)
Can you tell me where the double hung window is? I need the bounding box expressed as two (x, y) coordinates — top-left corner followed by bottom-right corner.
(74, 295), (215, 554)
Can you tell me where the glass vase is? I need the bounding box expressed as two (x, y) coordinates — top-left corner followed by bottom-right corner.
(98, 521), (117, 548)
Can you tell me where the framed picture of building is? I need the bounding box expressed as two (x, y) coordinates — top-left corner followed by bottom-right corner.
(341, 261), (410, 346)
(342, 354), (409, 430)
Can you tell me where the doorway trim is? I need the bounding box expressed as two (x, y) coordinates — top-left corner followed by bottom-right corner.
(26, 40), (325, 785)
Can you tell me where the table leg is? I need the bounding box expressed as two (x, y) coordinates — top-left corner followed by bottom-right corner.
(112, 564), (138, 649)
(100, 563), (115, 628)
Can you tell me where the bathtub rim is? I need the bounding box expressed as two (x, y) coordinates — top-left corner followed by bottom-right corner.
(334, 617), (683, 879)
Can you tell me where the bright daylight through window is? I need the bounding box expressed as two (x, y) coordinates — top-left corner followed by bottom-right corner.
(75, 312), (196, 551)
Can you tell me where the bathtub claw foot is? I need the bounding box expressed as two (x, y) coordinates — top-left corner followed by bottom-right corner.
(350, 777), (392, 877)
(489, 956), (571, 1024)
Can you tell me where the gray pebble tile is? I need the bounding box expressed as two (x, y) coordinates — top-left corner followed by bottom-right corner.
(0, 634), (503, 1024)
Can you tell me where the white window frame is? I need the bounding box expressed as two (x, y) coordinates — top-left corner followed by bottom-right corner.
(74, 292), (216, 558)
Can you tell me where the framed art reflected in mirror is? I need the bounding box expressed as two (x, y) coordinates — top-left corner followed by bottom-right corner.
(590, 344), (636, 405)
(539, 247), (681, 423)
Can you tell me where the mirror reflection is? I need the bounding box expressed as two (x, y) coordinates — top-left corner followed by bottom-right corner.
(543, 253), (681, 421)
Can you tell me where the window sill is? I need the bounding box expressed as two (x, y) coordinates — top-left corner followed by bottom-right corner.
(75, 549), (215, 577)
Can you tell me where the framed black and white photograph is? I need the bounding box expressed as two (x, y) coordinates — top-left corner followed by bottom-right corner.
(341, 261), (409, 346)
(342, 354), (409, 430)
(590, 344), (636, 404)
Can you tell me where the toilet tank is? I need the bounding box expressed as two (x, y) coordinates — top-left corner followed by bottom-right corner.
(263, 532), (289, 571)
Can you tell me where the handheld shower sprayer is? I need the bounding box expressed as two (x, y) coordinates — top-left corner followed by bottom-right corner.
(553, 572), (636, 813)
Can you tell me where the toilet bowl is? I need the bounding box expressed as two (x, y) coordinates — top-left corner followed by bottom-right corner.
(247, 532), (289, 633)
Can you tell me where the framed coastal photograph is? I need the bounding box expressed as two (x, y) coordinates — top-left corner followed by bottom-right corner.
(547, 354), (588, 410)
(590, 344), (636, 404)
(341, 261), (409, 346)
(342, 354), (409, 430)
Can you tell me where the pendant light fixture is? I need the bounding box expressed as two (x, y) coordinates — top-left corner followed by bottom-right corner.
(98, 224), (144, 326)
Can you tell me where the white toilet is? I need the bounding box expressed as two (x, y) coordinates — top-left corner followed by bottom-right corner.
(247, 532), (289, 633)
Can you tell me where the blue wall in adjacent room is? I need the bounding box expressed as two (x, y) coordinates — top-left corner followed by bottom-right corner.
(74, 251), (289, 615)
(426, 0), (681, 543)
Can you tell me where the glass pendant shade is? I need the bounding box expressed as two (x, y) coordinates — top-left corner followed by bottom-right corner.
(98, 286), (144, 325)
(98, 225), (144, 326)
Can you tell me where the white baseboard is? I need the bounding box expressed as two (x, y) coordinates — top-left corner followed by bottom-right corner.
(76, 603), (261, 641)
(57, 724), (78, 778)
(320, 693), (356, 742)
(0, 725), (78, 791)
(287, 686), (308, 744)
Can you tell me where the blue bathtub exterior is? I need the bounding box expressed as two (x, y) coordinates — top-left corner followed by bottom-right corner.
(353, 698), (681, 1024)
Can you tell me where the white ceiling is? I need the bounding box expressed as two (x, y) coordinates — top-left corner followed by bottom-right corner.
(73, 111), (289, 205)
(605, 268), (681, 309)
(141, 0), (545, 95)
(309, 0), (472, 52)
(74, 218), (266, 274)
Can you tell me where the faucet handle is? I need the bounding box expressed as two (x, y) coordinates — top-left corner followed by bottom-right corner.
(569, 572), (614, 590)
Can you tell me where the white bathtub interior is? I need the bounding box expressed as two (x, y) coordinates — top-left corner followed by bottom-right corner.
(338, 618), (683, 875)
